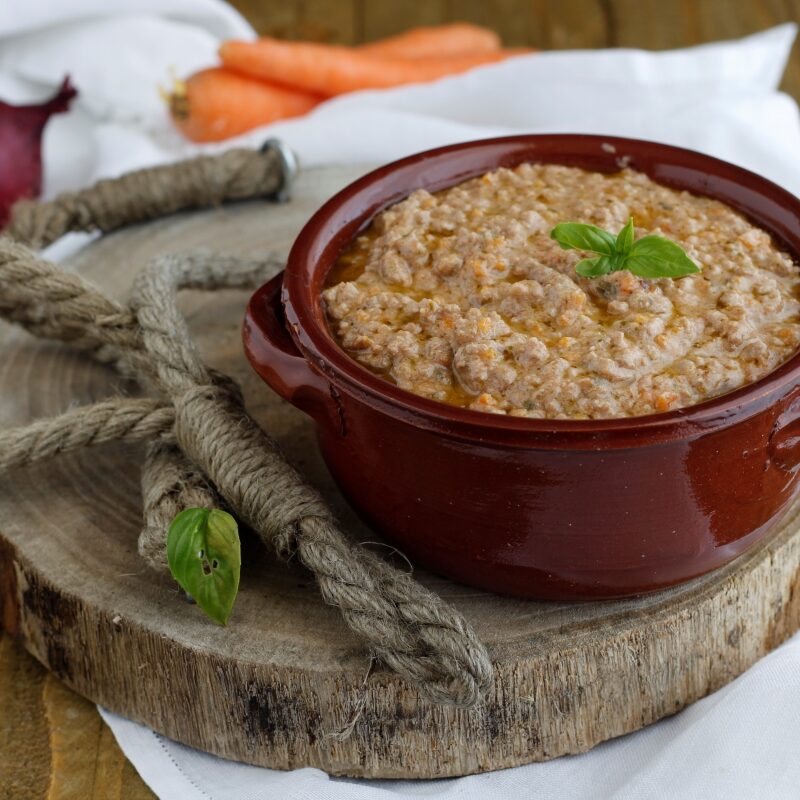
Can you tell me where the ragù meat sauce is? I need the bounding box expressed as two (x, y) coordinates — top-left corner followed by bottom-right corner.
(323, 164), (800, 419)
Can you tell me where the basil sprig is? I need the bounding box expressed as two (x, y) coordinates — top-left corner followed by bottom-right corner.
(167, 508), (241, 625)
(550, 217), (699, 279)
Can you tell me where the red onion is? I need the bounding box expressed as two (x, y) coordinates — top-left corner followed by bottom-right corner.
(0, 77), (77, 227)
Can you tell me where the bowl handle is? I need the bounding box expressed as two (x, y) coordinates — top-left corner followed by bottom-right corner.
(769, 387), (800, 472)
(243, 272), (342, 433)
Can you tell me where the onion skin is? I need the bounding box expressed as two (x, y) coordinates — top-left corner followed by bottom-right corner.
(0, 76), (77, 227)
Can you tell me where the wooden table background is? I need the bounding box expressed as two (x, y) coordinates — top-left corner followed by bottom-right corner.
(3, 1), (800, 797)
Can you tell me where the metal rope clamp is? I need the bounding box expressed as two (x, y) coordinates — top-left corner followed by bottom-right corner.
(261, 138), (300, 203)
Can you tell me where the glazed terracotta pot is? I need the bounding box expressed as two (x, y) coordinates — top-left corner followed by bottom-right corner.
(243, 134), (800, 600)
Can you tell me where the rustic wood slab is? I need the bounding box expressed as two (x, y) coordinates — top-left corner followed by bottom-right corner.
(2, 165), (800, 779)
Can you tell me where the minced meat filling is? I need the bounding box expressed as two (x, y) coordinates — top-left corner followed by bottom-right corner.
(322, 164), (800, 419)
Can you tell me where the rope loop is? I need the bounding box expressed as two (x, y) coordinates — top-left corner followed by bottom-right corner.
(0, 145), (494, 707)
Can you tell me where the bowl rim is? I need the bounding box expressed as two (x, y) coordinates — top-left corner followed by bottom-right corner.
(281, 133), (800, 444)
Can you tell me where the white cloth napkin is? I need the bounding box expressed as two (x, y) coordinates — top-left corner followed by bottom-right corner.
(3, 3), (800, 797)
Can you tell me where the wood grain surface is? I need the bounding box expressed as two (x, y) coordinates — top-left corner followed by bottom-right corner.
(3, 1), (800, 796)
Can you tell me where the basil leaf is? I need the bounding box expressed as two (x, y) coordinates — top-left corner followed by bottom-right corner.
(628, 235), (700, 278)
(608, 250), (630, 272)
(550, 222), (616, 255)
(167, 508), (241, 625)
(575, 255), (613, 277)
(615, 217), (635, 254)
(550, 219), (699, 280)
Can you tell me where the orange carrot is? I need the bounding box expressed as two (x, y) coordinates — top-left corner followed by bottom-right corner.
(357, 23), (501, 59)
(219, 39), (531, 97)
(164, 67), (321, 143)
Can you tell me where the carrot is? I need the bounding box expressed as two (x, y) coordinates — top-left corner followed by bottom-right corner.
(219, 38), (531, 97)
(357, 23), (501, 59)
(164, 67), (321, 143)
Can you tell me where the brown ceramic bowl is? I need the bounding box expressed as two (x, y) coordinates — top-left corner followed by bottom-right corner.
(243, 134), (800, 600)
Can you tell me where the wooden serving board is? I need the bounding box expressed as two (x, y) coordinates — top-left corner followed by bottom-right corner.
(2, 166), (800, 779)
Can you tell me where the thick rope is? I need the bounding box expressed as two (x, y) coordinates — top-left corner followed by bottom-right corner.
(130, 254), (492, 706)
(0, 147), (494, 706)
(0, 239), (217, 566)
(0, 397), (173, 472)
(0, 238), (139, 370)
(140, 441), (218, 574)
(7, 148), (287, 250)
